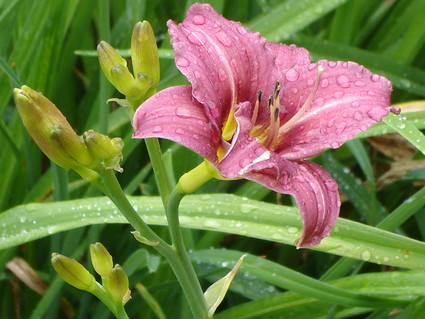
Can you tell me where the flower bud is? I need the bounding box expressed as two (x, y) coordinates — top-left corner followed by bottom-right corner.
(108, 264), (131, 304)
(83, 130), (124, 172)
(131, 21), (159, 98)
(51, 253), (96, 291)
(97, 21), (160, 108)
(90, 242), (113, 278)
(97, 41), (130, 87)
(14, 86), (96, 170)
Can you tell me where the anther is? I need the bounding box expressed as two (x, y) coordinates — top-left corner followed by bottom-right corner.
(251, 90), (263, 125)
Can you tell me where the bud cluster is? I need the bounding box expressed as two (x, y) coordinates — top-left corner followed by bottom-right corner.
(14, 86), (124, 181)
(51, 243), (131, 315)
(97, 21), (159, 108)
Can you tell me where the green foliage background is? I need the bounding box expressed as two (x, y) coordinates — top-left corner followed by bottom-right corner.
(1, 0), (425, 318)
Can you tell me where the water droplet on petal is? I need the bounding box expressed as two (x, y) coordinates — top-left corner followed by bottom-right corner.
(175, 107), (192, 118)
(351, 101), (360, 107)
(327, 61), (337, 68)
(237, 26), (247, 34)
(336, 75), (351, 88)
(354, 80), (366, 87)
(333, 91), (344, 98)
(218, 69), (227, 81)
(192, 14), (206, 25)
(216, 31), (232, 47)
(353, 111), (362, 121)
(176, 57), (190, 67)
(371, 74), (380, 82)
(307, 79), (315, 87)
(153, 126), (163, 133)
(187, 32), (206, 46)
(315, 97), (325, 106)
(295, 175), (305, 183)
(367, 107), (387, 121)
(320, 78), (329, 88)
(285, 69), (299, 82)
(176, 128), (184, 134)
(239, 158), (251, 168)
(331, 141), (340, 148)
(325, 180), (338, 191)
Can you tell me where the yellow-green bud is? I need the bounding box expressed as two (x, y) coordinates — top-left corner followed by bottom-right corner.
(14, 86), (96, 170)
(51, 253), (96, 291)
(90, 242), (113, 278)
(108, 264), (130, 304)
(97, 41), (140, 105)
(97, 41), (129, 87)
(131, 21), (159, 97)
(83, 130), (124, 172)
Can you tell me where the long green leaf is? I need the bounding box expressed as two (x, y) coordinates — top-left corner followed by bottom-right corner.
(1, 194), (425, 270)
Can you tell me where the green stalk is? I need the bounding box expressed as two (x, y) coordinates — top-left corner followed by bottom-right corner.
(144, 138), (173, 207)
(99, 170), (208, 318)
(166, 188), (208, 318)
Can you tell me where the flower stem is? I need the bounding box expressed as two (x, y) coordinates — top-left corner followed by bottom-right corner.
(166, 187), (209, 318)
(144, 138), (173, 207)
(99, 170), (208, 318)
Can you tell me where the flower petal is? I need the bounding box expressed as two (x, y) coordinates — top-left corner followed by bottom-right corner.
(276, 61), (392, 160)
(167, 3), (310, 127)
(133, 86), (219, 163)
(217, 102), (340, 247)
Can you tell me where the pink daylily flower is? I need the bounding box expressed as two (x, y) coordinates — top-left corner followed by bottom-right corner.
(133, 3), (397, 247)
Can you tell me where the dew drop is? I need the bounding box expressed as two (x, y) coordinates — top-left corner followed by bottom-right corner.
(271, 233), (285, 241)
(307, 79), (315, 87)
(237, 26), (247, 34)
(218, 69), (227, 81)
(287, 227), (299, 234)
(367, 107), (387, 121)
(361, 250), (371, 261)
(325, 180), (338, 191)
(240, 204), (254, 214)
(371, 74), (380, 82)
(331, 141), (340, 148)
(353, 111), (362, 121)
(327, 61), (337, 68)
(175, 107), (192, 118)
(187, 32), (205, 46)
(285, 69), (299, 82)
(176, 57), (190, 67)
(320, 78), (329, 88)
(315, 97), (325, 106)
(336, 75), (351, 88)
(176, 128), (184, 134)
(354, 80), (366, 87)
(203, 220), (221, 228)
(333, 91), (344, 99)
(216, 31), (232, 47)
(153, 125), (163, 133)
(192, 14), (206, 25)
(239, 158), (251, 168)
(351, 101), (360, 107)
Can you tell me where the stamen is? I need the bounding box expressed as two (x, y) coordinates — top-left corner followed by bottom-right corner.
(277, 65), (324, 136)
(251, 90), (262, 125)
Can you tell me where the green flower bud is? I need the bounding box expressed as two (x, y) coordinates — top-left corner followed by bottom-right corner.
(131, 21), (159, 98)
(51, 253), (96, 291)
(83, 130), (123, 172)
(97, 41), (129, 86)
(14, 86), (96, 170)
(90, 242), (113, 278)
(108, 264), (131, 304)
